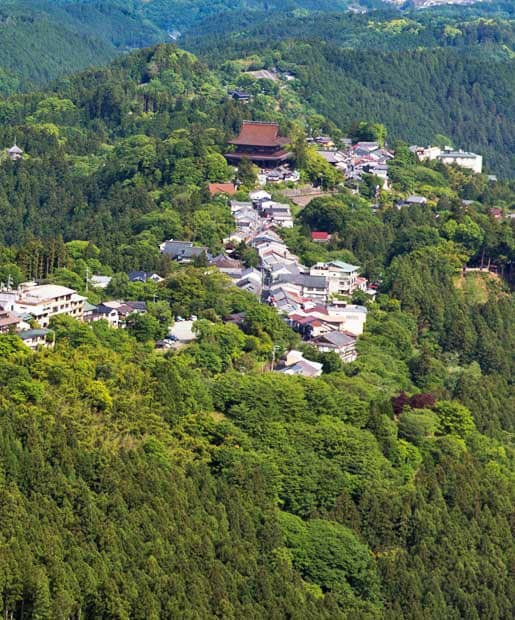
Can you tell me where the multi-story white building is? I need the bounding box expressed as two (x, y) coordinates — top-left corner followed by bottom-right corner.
(309, 261), (362, 296)
(3, 283), (85, 327)
(438, 149), (483, 174)
(412, 145), (483, 174)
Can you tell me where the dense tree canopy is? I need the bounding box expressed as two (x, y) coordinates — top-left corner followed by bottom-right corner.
(0, 19), (513, 620)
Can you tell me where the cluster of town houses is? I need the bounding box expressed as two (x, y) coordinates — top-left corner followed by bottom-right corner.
(161, 186), (370, 375)
(218, 121), (396, 191)
(314, 137), (393, 189)
(216, 120), (485, 196)
(233, 191), (369, 369)
(0, 124), (374, 366)
(0, 280), (149, 349)
(315, 140), (483, 187)
(0, 123), (488, 365)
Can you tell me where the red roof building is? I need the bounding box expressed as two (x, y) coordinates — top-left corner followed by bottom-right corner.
(311, 231), (331, 242)
(208, 182), (236, 196)
(226, 121), (291, 168)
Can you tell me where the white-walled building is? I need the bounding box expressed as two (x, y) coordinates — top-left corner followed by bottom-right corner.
(8, 143), (23, 161)
(309, 261), (362, 296)
(323, 304), (368, 336)
(276, 350), (323, 377)
(18, 328), (54, 350)
(259, 201), (294, 228)
(1, 283), (85, 327)
(412, 145), (483, 174)
(410, 145), (442, 161)
(83, 302), (120, 328)
(438, 149), (483, 174)
(311, 331), (357, 363)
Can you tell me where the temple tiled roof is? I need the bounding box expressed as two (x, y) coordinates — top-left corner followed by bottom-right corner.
(228, 121), (289, 147)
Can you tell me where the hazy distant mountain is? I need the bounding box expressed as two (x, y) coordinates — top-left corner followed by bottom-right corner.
(0, 1), (164, 91)
(0, 1), (344, 90)
(384, 0), (487, 6)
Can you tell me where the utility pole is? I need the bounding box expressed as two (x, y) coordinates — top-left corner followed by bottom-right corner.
(85, 267), (89, 294)
(270, 344), (280, 372)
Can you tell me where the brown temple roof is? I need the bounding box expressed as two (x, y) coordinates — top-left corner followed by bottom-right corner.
(229, 121), (289, 147)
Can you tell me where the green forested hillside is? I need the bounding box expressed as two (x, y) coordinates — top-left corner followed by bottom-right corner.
(295, 45), (515, 176)
(93, 0), (353, 31)
(183, 2), (515, 54)
(0, 43), (514, 618)
(0, 44), (512, 272)
(0, 283), (513, 618)
(0, 44), (242, 270)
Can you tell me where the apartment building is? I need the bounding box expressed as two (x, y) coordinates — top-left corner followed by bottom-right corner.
(10, 283), (85, 327)
(309, 261), (361, 296)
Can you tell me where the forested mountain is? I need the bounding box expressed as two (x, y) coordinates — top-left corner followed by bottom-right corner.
(4, 0), (513, 83)
(0, 280), (512, 618)
(131, 0), (354, 31)
(0, 0), (164, 92)
(182, 5), (515, 176)
(0, 42), (514, 618)
(0, 44), (242, 270)
(183, 2), (515, 54)
(1, 1), (514, 174)
(0, 0), (353, 89)
(0, 42), (512, 271)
